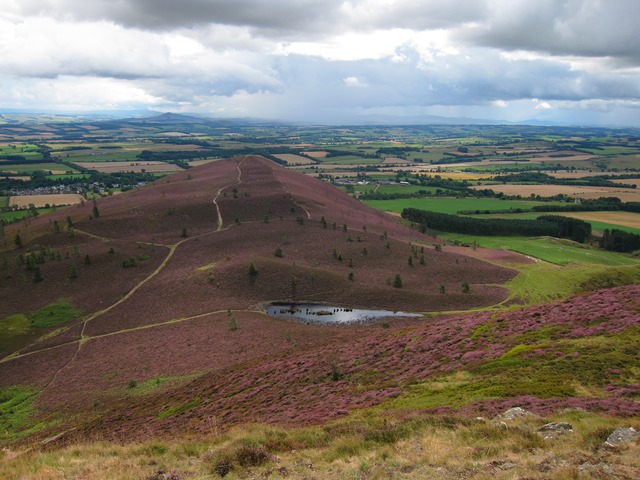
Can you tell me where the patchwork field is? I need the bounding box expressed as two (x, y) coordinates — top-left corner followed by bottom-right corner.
(73, 161), (183, 173)
(470, 183), (640, 201)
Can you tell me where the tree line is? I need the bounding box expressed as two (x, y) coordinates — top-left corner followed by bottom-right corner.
(600, 229), (640, 252)
(401, 208), (592, 243)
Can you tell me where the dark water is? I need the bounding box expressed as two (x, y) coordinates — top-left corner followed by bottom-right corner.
(266, 303), (421, 324)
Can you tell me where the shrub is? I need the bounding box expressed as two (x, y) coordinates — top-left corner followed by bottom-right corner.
(248, 263), (258, 276)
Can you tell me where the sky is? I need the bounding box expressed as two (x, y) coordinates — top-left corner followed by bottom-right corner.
(1, 0), (639, 126)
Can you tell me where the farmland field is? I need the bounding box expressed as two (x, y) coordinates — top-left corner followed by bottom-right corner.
(73, 161), (183, 173)
(187, 159), (219, 168)
(319, 155), (382, 164)
(350, 184), (454, 195)
(0, 208), (53, 222)
(272, 153), (316, 165)
(470, 183), (640, 202)
(441, 233), (640, 266)
(0, 196), (7, 208)
(9, 193), (84, 208)
(0, 163), (76, 174)
(363, 197), (560, 215)
(471, 211), (640, 235)
(301, 150), (328, 157)
(554, 211), (640, 230)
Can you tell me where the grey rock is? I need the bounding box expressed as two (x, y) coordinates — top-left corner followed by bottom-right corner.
(538, 422), (573, 432)
(604, 427), (639, 447)
(496, 407), (535, 421)
(489, 460), (516, 471)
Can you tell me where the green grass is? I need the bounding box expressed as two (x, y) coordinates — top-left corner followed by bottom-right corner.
(29, 299), (83, 328)
(0, 208), (54, 223)
(46, 174), (91, 180)
(385, 327), (640, 411)
(0, 163), (72, 174)
(0, 386), (50, 443)
(157, 397), (201, 419)
(0, 314), (31, 336)
(0, 196), (7, 208)
(442, 233), (639, 265)
(504, 263), (640, 306)
(364, 197), (561, 215)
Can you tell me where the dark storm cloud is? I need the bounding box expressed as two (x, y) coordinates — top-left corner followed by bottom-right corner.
(465, 0), (640, 64)
(18, 0), (345, 34)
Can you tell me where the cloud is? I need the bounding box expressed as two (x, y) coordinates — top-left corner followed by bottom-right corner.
(1, 1), (639, 125)
(463, 0), (640, 66)
(344, 76), (366, 88)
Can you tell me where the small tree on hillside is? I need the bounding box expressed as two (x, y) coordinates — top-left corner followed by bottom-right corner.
(248, 263), (258, 276)
(14, 233), (23, 248)
(68, 263), (78, 279)
(2, 256), (11, 278)
(274, 246), (283, 258)
(33, 266), (43, 283)
(92, 200), (100, 218)
(393, 274), (403, 288)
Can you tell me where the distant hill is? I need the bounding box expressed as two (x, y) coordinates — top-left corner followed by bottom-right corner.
(129, 112), (210, 124)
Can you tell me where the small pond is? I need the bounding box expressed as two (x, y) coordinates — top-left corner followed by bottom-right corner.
(266, 303), (421, 324)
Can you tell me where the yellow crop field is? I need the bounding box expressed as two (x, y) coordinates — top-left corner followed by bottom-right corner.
(302, 151), (329, 157)
(555, 211), (640, 229)
(471, 184), (640, 202)
(9, 193), (84, 207)
(272, 154), (316, 165)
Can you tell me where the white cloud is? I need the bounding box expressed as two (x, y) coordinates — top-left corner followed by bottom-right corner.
(534, 102), (552, 110)
(344, 76), (366, 88)
(0, 1), (638, 125)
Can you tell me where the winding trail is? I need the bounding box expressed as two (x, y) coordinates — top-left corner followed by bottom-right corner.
(212, 157), (244, 230)
(272, 169), (311, 219)
(4, 158), (250, 393)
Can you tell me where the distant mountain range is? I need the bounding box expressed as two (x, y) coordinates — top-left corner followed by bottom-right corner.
(0, 108), (628, 128)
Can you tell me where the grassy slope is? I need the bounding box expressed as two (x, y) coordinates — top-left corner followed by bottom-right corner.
(442, 234), (640, 265)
